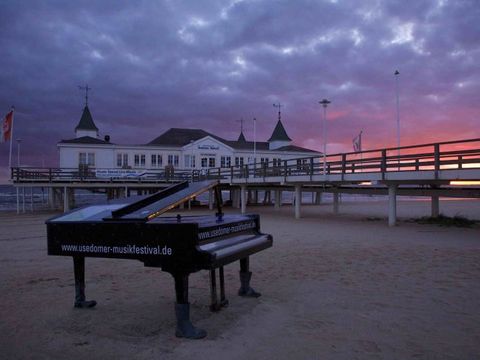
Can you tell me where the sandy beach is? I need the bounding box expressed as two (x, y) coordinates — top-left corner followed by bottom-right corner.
(0, 199), (479, 359)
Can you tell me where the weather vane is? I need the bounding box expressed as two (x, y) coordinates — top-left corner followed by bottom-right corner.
(78, 84), (92, 106)
(273, 103), (282, 122)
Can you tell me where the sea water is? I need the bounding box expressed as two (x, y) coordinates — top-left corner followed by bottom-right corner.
(0, 185), (106, 211)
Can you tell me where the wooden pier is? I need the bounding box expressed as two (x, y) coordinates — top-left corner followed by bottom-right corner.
(11, 138), (480, 225)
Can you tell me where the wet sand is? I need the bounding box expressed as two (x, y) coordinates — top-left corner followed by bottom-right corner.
(0, 199), (479, 359)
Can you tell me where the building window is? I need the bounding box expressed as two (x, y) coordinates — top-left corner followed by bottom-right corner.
(151, 154), (162, 167)
(273, 158), (282, 167)
(208, 157), (216, 168)
(117, 153), (129, 168)
(296, 159), (308, 170)
(79, 152), (95, 167)
(201, 157), (208, 168)
(220, 156), (231, 168)
(261, 158), (269, 167)
(185, 155), (195, 168)
(168, 155), (179, 167)
(134, 154), (145, 167)
(235, 157), (244, 167)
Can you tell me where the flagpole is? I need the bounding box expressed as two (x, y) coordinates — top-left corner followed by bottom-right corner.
(8, 106), (15, 170)
(359, 131), (363, 173)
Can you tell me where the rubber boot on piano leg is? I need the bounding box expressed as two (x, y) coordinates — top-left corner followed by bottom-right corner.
(74, 284), (97, 308)
(175, 303), (207, 339)
(238, 271), (261, 298)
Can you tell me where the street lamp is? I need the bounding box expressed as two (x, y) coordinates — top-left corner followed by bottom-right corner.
(394, 70), (400, 169)
(319, 99), (331, 175)
(16, 138), (21, 167)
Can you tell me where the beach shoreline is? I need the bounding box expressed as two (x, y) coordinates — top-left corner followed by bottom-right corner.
(0, 201), (479, 359)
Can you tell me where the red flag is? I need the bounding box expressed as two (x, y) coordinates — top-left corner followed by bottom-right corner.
(1, 110), (13, 143)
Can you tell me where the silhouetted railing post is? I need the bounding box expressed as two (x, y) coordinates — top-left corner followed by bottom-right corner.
(458, 155), (463, 169)
(381, 149), (387, 180)
(341, 154), (346, 181)
(284, 160), (287, 182)
(434, 144), (440, 179)
(309, 158), (314, 180)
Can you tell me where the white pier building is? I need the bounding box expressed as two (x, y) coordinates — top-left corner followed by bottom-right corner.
(58, 105), (318, 173)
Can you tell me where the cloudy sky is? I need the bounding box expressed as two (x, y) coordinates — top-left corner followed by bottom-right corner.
(0, 0), (479, 180)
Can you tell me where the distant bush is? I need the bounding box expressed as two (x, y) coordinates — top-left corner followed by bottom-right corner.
(413, 214), (478, 228)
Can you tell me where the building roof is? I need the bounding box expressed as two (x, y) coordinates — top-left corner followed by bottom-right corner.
(75, 106), (98, 132)
(59, 136), (111, 145)
(275, 145), (319, 153)
(268, 120), (292, 142)
(146, 127), (316, 153)
(147, 128), (225, 146)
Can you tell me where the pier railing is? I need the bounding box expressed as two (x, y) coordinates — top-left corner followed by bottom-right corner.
(10, 167), (194, 183)
(10, 138), (480, 184)
(199, 138), (480, 182)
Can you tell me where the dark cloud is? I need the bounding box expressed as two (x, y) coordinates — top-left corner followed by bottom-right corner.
(0, 0), (479, 181)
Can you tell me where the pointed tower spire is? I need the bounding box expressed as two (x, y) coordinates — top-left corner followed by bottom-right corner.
(268, 120), (291, 142)
(238, 131), (246, 142)
(75, 106), (99, 138)
(237, 118), (247, 142)
(268, 106), (292, 150)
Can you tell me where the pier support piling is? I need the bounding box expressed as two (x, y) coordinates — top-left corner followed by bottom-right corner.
(274, 190), (282, 209)
(240, 186), (247, 214)
(333, 192), (339, 214)
(63, 187), (69, 213)
(294, 185), (302, 219)
(208, 189), (214, 210)
(431, 195), (440, 218)
(388, 184), (397, 227)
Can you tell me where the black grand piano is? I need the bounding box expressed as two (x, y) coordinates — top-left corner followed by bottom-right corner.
(46, 180), (272, 339)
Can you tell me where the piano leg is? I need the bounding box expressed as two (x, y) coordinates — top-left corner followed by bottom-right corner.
(173, 273), (207, 339)
(219, 267), (229, 308)
(209, 267), (229, 312)
(209, 269), (219, 311)
(238, 257), (261, 298)
(73, 256), (97, 308)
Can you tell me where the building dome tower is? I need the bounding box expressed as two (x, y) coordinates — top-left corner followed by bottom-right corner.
(74, 105), (99, 138)
(269, 103), (291, 150)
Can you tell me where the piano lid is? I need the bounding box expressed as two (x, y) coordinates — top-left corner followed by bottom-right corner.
(104, 180), (219, 221)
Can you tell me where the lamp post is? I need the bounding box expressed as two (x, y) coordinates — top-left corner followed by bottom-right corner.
(189, 140), (195, 169)
(319, 99), (331, 175)
(253, 118), (257, 170)
(394, 70), (400, 170)
(16, 138), (21, 167)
